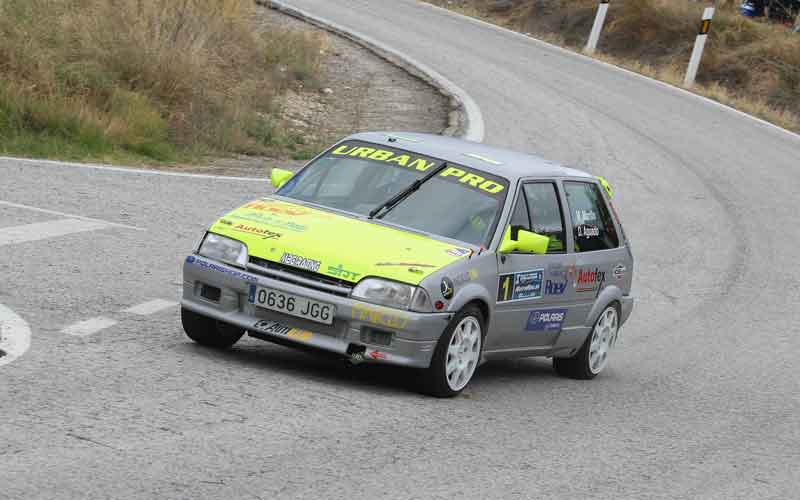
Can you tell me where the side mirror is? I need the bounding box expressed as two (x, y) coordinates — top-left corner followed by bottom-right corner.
(498, 226), (550, 255)
(596, 176), (614, 199)
(270, 168), (294, 189)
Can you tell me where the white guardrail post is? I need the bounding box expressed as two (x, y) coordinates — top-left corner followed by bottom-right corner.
(585, 0), (610, 55)
(684, 6), (715, 87)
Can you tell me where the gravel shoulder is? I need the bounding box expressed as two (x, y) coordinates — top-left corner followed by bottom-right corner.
(145, 6), (450, 178)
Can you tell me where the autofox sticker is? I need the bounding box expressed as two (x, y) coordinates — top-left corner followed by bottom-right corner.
(575, 268), (605, 293)
(329, 141), (508, 199)
(230, 224), (282, 240)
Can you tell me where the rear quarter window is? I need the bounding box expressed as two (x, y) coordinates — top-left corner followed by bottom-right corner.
(564, 181), (619, 252)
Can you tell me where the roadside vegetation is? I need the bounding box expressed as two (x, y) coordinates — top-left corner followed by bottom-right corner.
(0, 0), (327, 164)
(429, 0), (800, 133)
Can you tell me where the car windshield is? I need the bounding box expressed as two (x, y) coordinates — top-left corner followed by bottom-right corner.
(276, 141), (510, 246)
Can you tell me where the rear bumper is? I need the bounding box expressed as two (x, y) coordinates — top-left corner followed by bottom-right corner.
(182, 255), (450, 368)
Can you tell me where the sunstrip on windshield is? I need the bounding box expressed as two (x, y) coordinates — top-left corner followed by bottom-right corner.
(328, 141), (508, 199)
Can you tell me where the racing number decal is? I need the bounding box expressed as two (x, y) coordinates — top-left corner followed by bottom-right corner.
(499, 275), (513, 302)
(497, 270), (544, 303)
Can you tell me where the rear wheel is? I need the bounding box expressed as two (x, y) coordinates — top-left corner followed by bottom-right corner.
(181, 307), (244, 349)
(553, 305), (619, 380)
(419, 305), (484, 398)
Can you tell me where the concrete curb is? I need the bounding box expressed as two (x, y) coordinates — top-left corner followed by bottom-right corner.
(257, 0), (485, 143)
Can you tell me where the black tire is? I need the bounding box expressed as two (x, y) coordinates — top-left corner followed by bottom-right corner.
(553, 304), (619, 380)
(181, 307), (244, 349)
(419, 304), (485, 398)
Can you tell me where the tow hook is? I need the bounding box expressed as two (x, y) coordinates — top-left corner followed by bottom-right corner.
(346, 344), (367, 365)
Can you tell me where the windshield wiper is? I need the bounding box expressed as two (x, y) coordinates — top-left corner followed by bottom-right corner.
(368, 162), (448, 219)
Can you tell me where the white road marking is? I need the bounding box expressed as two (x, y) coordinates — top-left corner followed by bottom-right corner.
(0, 218), (116, 247)
(123, 299), (178, 316)
(0, 303), (32, 367)
(60, 299), (178, 338)
(0, 157), (265, 181)
(62, 317), (118, 337)
(0, 200), (142, 231)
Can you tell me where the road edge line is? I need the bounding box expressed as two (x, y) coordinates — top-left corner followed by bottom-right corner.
(0, 156), (267, 181)
(260, 0), (485, 143)
(0, 303), (32, 367)
(420, 1), (800, 144)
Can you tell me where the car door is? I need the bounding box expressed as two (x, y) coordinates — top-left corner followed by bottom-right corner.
(562, 180), (628, 325)
(492, 180), (576, 351)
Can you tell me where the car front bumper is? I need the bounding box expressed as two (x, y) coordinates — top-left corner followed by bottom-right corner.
(181, 255), (451, 368)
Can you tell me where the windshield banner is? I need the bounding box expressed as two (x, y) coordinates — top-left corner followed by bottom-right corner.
(329, 141), (508, 200)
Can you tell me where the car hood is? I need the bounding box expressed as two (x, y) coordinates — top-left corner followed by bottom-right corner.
(208, 198), (473, 285)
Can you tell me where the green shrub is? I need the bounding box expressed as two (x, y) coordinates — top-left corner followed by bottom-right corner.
(0, 0), (327, 163)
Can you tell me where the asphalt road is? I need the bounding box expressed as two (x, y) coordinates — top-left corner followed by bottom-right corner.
(2, 2), (799, 499)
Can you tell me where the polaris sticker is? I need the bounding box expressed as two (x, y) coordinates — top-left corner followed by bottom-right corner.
(526, 309), (567, 332)
(497, 269), (544, 302)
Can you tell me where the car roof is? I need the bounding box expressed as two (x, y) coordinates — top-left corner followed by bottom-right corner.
(344, 132), (594, 181)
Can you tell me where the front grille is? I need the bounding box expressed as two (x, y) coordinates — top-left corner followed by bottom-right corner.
(248, 256), (353, 296)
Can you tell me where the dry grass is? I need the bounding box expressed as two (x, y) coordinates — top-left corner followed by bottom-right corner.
(428, 0), (800, 133)
(0, 0), (327, 163)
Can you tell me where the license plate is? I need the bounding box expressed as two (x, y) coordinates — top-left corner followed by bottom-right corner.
(249, 285), (335, 325)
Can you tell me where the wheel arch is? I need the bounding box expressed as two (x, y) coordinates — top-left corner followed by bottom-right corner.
(463, 298), (490, 333)
(584, 285), (624, 328)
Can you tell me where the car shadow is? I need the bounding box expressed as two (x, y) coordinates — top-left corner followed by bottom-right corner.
(181, 339), (422, 397)
(179, 338), (562, 397)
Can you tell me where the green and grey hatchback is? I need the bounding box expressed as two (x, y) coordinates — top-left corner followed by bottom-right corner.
(181, 132), (634, 397)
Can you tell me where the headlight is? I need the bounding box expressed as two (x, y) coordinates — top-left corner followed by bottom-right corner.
(198, 233), (248, 268)
(351, 278), (432, 312)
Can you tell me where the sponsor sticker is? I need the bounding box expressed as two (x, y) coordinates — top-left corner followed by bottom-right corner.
(280, 252), (321, 272)
(544, 279), (568, 296)
(441, 277), (454, 299)
(613, 263), (626, 280)
(352, 304), (409, 330)
(230, 224), (282, 240)
(375, 262), (436, 268)
(242, 200), (312, 217)
(327, 264), (361, 281)
(186, 255), (259, 283)
(252, 320), (313, 342)
(498, 269), (544, 302)
(230, 213), (307, 232)
(575, 268), (605, 293)
(453, 269), (479, 285)
(526, 309), (567, 332)
(329, 141), (508, 199)
(446, 248), (471, 258)
(368, 350), (387, 360)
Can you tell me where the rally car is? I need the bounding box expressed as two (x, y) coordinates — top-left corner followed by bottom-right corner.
(181, 132), (634, 397)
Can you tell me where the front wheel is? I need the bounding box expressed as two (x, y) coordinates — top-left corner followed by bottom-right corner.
(419, 305), (484, 398)
(553, 304), (619, 380)
(181, 307), (244, 349)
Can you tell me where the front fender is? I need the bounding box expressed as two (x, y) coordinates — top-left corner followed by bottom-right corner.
(448, 282), (493, 321)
